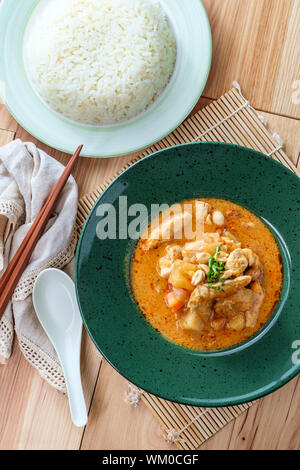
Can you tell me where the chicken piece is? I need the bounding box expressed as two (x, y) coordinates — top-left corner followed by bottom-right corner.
(210, 317), (226, 331)
(244, 311), (257, 328)
(186, 289), (213, 321)
(193, 276), (252, 302)
(242, 248), (257, 266)
(222, 231), (240, 243)
(166, 244), (182, 261)
(157, 245), (182, 278)
(222, 248), (249, 279)
(184, 276), (252, 330)
(193, 201), (211, 239)
(186, 277), (250, 320)
(183, 233), (220, 252)
(183, 241), (219, 257)
(222, 248), (262, 280)
(157, 258), (173, 278)
(245, 281), (264, 328)
(195, 201), (211, 223)
(214, 288), (255, 318)
(245, 264), (263, 282)
(143, 212), (192, 250)
(182, 240), (204, 253)
(241, 249), (263, 282)
(243, 248), (263, 281)
(182, 234), (220, 263)
(183, 251), (211, 264)
(217, 250), (229, 262)
(221, 232), (242, 252)
(214, 282), (265, 330)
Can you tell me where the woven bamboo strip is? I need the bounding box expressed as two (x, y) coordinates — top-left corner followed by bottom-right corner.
(225, 93), (269, 149)
(141, 394), (195, 451)
(163, 401), (205, 447)
(229, 95), (281, 159)
(217, 96), (267, 152)
(179, 405), (217, 440)
(77, 87), (296, 451)
(199, 102), (240, 145)
(231, 89), (299, 174)
(201, 104), (239, 144)
(140, 395), (193, 450)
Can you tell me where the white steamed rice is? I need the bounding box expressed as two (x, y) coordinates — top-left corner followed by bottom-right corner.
(24, 0), (177, 126)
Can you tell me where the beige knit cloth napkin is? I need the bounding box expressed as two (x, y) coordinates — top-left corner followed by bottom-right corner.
(0, 139), (78, 393)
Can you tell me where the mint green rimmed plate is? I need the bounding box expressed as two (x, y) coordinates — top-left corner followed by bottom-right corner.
(0, 0), (211, 158)
(75, 142), (300, 407)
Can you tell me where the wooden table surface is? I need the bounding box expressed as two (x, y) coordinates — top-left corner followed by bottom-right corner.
(0, 0), (300, 450)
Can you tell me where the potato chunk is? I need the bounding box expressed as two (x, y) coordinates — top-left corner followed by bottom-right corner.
(169, 260), (198, 291)
(227, 314), (245, 331)
(181, 311), (204, 332)
(210, 317), (226, 331)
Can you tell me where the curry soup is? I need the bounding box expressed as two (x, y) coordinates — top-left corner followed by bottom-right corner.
(131, 199), (283, 351)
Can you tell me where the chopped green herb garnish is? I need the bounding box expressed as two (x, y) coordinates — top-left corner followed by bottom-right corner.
(215, 243), (222, 260)
(206, 243), (226, 290)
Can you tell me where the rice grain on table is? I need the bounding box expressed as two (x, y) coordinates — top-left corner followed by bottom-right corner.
(24, 0), (177, 125)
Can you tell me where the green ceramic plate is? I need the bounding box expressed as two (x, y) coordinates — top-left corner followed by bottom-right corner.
(0, 0), (211, 158)
(75, 142), (300, 406)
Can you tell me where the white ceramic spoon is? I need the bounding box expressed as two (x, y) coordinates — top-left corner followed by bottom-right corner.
(33, 268), (87, 427)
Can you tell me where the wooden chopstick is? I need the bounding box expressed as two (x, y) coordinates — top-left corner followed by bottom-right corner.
(0, 145), (83, 319)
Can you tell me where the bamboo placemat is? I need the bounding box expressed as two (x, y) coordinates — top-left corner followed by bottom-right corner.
(76, 85), (298, 450)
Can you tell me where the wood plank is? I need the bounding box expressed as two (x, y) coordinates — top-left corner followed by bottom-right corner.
(202, 0), (300, 119)
(80, 361), (175, 450)
(0, 128), (15, 146)
(228, 376), (300, 450)
(259, 112), (300, 167)
(200, 376), (300, 450)
(0, 106), (18, 133)
(0, 332), (101, 450)
(0, 72), (17, 131)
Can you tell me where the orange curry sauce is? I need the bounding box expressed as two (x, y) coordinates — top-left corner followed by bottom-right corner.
(131, 199), (283, 350)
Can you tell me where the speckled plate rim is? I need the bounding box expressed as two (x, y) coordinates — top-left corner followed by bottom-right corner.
(75, 142), (300, 406)
(0, 0), (212, 158)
